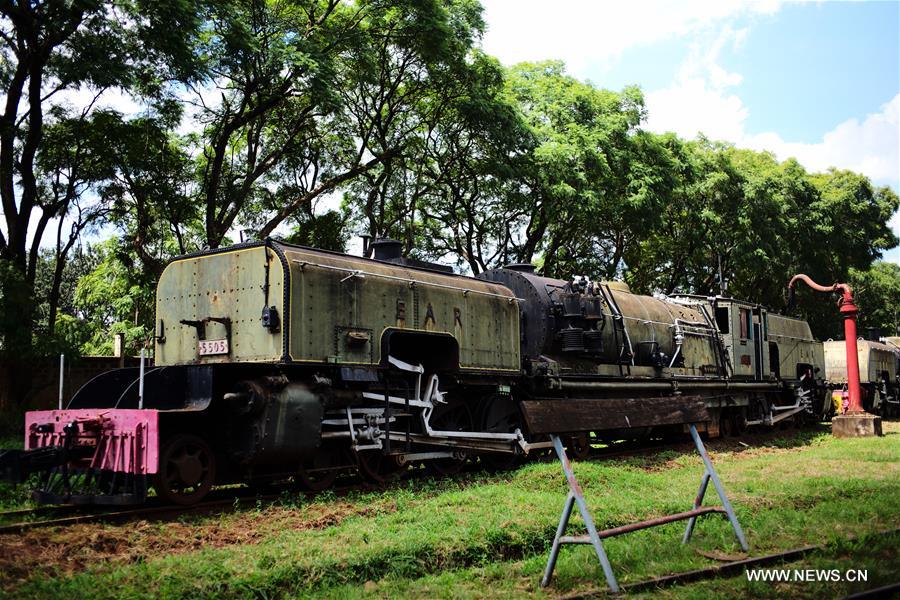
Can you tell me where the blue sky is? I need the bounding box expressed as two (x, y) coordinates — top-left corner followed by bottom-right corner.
(481, 0), (900, 259)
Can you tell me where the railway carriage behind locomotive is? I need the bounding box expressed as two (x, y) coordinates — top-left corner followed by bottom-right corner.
(2, 239), (831, 505)
(824, 338), (900, 417)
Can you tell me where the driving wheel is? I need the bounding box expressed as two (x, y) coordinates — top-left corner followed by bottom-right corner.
(428, 401), (474, 476)
(355, 448), (405, 484)
(154, 434), (216, 505)
(567, 433), (592, 460)
(479, 394), (524, 471)
(296, 450), (341, 492)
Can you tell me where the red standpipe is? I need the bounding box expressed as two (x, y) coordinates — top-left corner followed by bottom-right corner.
(787, 274), (863, 413)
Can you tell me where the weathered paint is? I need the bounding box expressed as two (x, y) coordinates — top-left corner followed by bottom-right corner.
(155, 246), (286, 365)
(766, 313), (824, 380)
(608, 289), (720, 376)
(154, 242), (520, 372)
(282, 246), (520, 371)
(824, 339), (897, 384)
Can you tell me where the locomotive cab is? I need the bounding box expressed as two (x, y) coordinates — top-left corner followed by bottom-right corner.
(712, 299), (763, 379)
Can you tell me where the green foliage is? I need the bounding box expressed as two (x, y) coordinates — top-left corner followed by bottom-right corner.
(617, 140), (898, 338)
(282, 208), (349, 253)
(500, 62), (660, 278)
(850, 261), (900, 337)
(2, 2), (898, 363)
(0, 259), (32, 356)
(72, 239), (155, 355)
(31, 246), (102, 355)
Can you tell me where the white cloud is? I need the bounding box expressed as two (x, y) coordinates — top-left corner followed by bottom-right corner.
(480, 0), (781, 75)
(744, 94), (900, 185)
(641, 20), (900, 262)
(645, 78), (749, 141)
(641, 20), (899, 190)
(644, 24), (750, 140)
(49, 86), (145, 117)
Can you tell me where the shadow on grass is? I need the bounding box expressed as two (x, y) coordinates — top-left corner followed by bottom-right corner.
(573, 424), (832, 472)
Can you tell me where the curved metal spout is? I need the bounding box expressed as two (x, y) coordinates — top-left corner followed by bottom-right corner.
(787, 274), (855, 308)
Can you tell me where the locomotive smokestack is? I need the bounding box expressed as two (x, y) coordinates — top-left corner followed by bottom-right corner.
(371, 238), (403, 261)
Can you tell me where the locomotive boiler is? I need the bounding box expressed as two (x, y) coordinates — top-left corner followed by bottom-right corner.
(2, 239), (832, 505)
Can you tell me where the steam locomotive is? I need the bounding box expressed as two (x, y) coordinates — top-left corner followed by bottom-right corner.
(1, 239), (833, 505)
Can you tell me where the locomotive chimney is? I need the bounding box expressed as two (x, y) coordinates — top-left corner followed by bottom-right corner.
(371, 238), (403, 261)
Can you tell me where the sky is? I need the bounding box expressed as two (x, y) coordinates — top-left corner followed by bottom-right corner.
(480, 0), (900, 261)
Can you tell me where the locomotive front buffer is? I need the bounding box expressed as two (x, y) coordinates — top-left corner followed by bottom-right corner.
(0, 409), (158, 505)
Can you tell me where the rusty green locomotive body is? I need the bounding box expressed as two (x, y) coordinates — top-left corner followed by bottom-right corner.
(9, 240), (831, 505)
(155, 242), (520, 373)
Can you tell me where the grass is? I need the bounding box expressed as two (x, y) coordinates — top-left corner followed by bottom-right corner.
(0, 434), (34, 513)
(0, 423), (897, 599)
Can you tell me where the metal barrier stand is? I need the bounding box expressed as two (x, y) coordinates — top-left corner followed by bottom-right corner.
(541, 424), (749, 593)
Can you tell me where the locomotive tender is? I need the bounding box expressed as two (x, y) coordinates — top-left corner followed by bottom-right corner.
(5, 239), (832, 505)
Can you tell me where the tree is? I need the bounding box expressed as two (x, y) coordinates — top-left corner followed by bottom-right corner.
(96, 108), (196, 277)
(624, 138), (899, 339)
(0, 0), (205, 407)
(850, 261), (900, 338)
(73, 238), (155, 356)
(335, 0), (501, 258)
(32, 243), (102, 354)
(414, 55), (531, 273)
(188, 0), (398, 248)
(494, 62), (668, 279)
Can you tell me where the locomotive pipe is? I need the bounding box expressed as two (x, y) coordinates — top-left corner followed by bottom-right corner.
(555, 380), (778, 391)
(788, 274), (863, 413)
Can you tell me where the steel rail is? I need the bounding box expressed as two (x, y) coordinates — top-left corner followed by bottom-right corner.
(557, 527), (899, 598)
(0, 427), (825, 534)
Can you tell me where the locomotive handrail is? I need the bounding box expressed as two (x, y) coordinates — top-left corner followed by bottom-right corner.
(291, 259), (518, 301)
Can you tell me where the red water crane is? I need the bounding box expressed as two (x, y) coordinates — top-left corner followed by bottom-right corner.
(787, 274), (862, 413)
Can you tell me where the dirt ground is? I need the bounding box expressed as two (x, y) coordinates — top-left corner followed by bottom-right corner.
(0, 499), (396, 587)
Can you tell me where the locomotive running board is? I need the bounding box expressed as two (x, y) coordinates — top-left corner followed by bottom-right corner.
(520, 396), (709, 434)
(386, 432), (520, 454)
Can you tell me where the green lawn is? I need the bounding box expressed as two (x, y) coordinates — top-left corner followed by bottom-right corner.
(1, 423), (897, 599)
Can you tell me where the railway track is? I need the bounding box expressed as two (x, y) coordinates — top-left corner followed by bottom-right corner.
(558, 527), (900, 597)
(0, 427), (820, 534)
(0, 478), (375, 535)
(0, 487), (339, 535)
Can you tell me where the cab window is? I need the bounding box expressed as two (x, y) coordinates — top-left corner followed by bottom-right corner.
(715, 307), (730, 333)
(739, 308), (750, 339)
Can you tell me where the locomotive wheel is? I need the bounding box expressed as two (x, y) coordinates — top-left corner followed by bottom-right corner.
(719, 411), (734, 437)
(479, 394), (524, 471)
(296, 451), (340, 492)
(567, 433), (592, 460)
(154, 434), (216, 506)
(428, 401), (474, 476)
(355, 449), (405, 484)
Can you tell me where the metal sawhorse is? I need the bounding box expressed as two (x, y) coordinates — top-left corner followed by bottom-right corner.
(538, 421), (749, 593)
